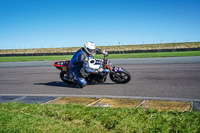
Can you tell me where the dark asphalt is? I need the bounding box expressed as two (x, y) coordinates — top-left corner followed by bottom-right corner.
(0, 56), (200, 102)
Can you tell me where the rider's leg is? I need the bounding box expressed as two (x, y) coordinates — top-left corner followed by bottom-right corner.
(70, 69), (87, 88)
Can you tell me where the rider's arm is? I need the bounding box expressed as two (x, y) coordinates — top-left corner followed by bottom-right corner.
(96, 48), (108, 56)
(96, 48), (103, 53)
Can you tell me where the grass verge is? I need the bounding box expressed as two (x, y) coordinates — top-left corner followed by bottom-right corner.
(0, 51), (200, 62)
(0, 102), (199, 133)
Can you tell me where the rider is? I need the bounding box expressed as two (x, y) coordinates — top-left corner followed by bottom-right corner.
(69, 41), (108, 88)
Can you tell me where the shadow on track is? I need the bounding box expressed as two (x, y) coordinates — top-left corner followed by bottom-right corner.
(34, 81), (78, 88)
(34, 81), (115, 88)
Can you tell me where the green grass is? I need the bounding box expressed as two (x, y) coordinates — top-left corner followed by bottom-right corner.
(0, 102), (199, 133)
(0, 55), (73, 62)
(96, 51), (200, 59)
(0, 51), (200, 62)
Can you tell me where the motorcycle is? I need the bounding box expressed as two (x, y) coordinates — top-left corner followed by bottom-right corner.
(54, 54), (131, 88)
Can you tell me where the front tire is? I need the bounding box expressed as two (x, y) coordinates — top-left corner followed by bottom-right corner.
(110, 69), (131, 84)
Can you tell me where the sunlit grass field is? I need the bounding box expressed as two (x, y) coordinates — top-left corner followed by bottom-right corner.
(0, 102), (199, 133)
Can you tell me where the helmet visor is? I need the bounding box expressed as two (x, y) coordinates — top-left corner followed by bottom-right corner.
(87, 48), (96, 54)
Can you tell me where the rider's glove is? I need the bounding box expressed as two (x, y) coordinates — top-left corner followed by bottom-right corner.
(102, 50), (108, 56)
(103, 69), (109, 73)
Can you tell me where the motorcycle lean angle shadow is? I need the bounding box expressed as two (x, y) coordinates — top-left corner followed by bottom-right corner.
(54, 54), (131, 88)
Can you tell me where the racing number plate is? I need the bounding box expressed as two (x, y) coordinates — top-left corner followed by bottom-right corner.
(113, 67), (123, 72)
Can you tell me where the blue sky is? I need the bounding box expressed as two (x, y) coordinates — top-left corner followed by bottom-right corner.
(0, 0), (200, 49)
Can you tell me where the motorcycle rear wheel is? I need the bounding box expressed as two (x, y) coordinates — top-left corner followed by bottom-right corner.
(110, 69), (131, 84)
(60, 71), (76, 85)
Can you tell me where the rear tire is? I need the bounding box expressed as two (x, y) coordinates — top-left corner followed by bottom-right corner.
(110, 69), (131, 84)
(60, 71), (76, 85)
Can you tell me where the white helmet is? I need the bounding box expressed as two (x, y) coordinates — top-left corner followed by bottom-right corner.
(84, 41), (96, 56)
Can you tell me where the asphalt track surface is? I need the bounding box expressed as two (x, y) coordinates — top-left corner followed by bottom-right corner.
(0, 56), (200, 103)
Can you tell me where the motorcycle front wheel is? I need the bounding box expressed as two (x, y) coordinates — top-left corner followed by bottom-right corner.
(110, 69), (131, 84)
